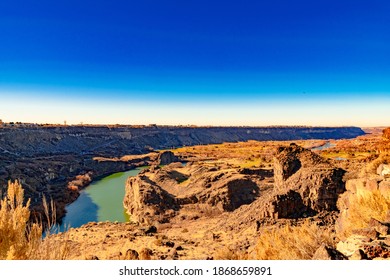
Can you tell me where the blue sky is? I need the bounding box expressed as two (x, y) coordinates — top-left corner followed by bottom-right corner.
(0, 0), (389, 126)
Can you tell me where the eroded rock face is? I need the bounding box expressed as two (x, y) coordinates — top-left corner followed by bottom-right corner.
(184, 175), (259, 212)
(124, 164), (260, 225)
(261, 190), (308, 219)
(157, 151), (179, 165)
(274, 144), (326, 188)
(269, 144), (346, 217)
(123, 174), (178, 225)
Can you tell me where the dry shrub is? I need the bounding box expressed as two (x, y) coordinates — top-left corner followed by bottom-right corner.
(213, 247), (248, 260)
(361, 153), (390, 176)
(254, 221), (335, 260)
(337, 190), (390, 239)
(0, 180), (69, 260)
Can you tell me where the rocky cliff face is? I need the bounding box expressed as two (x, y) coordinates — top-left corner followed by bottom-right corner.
(263, 143), (346, 218)
(0, 126), (365, 157)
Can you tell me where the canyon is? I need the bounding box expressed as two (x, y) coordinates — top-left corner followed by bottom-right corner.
(1, 124), (390, 260)
(51, 129), (390, 260)
(0, 125), (365, 222)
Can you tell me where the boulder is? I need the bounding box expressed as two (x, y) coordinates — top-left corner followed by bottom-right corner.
(157, 151), (179, 165)
(368, 218), (390, 236)
(312, 244), (347, 260)
(336, 235), (390, 259)
(123, 175), (178, 225)
(124, 249), (139, 260)
(377, 164), (390, 178)
(192, 175), (259, 212)
(261, 190), (309, 219)
(349, 249), (367, 260)
(336, 235), (371, 257)
(273, 143), (346, 213)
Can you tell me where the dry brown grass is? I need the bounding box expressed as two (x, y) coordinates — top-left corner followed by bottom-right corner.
(254, 221), (335, 260)
(0, 180), (69, 260)
(360, 153), (390, 177)
(337, 190), (390, 239)
(213, 247), (248, 260)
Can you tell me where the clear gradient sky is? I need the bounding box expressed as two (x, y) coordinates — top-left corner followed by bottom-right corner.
(0, 0), (389, 126)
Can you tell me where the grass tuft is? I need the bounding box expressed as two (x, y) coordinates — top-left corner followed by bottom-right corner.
(0, 180), (69, 260)
(254, 221), (335, 260)
(336, 190), (390, 239)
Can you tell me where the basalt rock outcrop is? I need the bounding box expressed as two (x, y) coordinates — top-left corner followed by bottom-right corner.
(262, 143), (346, 219)
(156, 151), (179, 165)
(124, 164), (260, 225)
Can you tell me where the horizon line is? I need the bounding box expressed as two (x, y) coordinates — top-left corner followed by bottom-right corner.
(0, 120), (380, 129)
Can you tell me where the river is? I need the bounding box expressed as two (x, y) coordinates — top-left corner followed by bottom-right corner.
(58, 167), (146, 232)
(311, 141), (336, 151)
(311, 141), (346, 160)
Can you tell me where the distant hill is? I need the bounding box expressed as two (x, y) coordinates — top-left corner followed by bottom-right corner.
(0, 126), (365, 157)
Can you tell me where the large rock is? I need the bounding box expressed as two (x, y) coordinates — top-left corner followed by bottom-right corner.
(273, 143), (346, 213)
(312, 244), (347, 260)
(337, 235), (390, 259)
(157, 151), (179, 165)
(124, 174), (178, 225)
(377, 164), (390, 179)
(261, 190), (308, 219)
(183, 174), (259, 212)
(124, 164), (260, 225)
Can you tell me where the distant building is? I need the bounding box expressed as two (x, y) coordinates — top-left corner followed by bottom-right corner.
(0, 119), (3, 127)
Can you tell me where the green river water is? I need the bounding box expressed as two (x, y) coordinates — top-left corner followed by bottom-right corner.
(59, 167), (146, 231)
